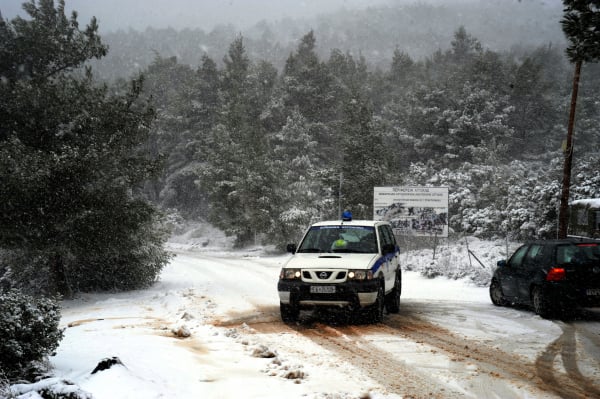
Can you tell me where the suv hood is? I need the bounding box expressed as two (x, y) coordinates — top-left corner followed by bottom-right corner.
(284, 253), (378, 270)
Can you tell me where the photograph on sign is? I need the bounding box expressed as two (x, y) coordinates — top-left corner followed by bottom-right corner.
(373, 186), (449, 237)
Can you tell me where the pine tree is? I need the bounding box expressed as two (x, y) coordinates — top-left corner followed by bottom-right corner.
(508, 52), (560, 155)
(200, 37), (277, 246)
(141, 54), (196, 203)
(338, 95), (386, 219)
(390, 48), (415, 85)
(283, 31), (334, 122)
(0, 0), (171, 295)
(450, 26), (483, 62)
(268, 110), (322, 246)
(194, 55), (221, 133)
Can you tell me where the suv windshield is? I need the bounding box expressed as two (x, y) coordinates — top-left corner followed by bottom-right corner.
(297, 226), (377, 253)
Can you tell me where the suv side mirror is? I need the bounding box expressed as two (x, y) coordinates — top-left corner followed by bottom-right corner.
(497, 260), (507, 268)
(286, 244), (297, 254)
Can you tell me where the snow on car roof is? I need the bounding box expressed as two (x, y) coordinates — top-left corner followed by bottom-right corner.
(311, 220), (386, 227)
(570, 198), (600, 208)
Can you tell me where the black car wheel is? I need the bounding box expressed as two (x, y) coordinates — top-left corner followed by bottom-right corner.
(280, 302), (299, 323)
(489, 279), (507, 306)
(532, 286), (552, 318)
(385, 271), (401, 314)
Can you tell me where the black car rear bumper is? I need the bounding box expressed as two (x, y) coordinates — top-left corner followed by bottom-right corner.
(542, 283), (600, 308)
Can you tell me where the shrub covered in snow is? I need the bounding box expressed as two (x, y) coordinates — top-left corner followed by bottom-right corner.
(8, 377), (92, 399)
(0, 290), (64, 381)
(406, 159), (567, 240)
(403, 236), (519, 287)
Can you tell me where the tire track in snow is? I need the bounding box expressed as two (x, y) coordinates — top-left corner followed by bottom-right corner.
(240, 306), (599, 398)
(345, 320), (548, 397)
(535, 322), (600, 399)
(383, 312), (599, 399)
(224, 307), (600, 398)
(233, 306), (463, 397)
(290, 321), (465, 399)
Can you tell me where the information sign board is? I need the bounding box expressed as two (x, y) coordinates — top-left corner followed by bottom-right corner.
(373, 186), (449, 237)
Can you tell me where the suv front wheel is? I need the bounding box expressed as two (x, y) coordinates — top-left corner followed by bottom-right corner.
(364, 282), (384, 323)
(385, 271), (401, 313)
(280, 302), (299, 323)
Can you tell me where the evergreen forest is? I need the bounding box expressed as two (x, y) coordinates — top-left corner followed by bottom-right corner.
(134, 27), (600, 248)
(2, 0), (600, 289)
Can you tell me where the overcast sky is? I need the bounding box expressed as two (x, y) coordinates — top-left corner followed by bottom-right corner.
(1, 0), (563, 32)
(1, 0), (398, 32)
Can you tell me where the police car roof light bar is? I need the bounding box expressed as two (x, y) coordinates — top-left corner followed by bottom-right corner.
(342, 210), (352, 221)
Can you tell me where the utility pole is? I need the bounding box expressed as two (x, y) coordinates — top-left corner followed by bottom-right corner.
(557, 60), (581, 238)
(338, 172), (343, 217)
(557, 1), (600, 238)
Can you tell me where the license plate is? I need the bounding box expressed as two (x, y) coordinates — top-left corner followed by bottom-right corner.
(586, 288), (600, 296)
(310, 285), (336, 294)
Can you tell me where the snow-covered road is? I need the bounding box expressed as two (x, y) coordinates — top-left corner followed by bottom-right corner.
(50, 248), (600, 399)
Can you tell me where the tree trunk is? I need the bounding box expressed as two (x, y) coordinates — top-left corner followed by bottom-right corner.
(50, 254), (73, 298)
(557, 60), (582, 239)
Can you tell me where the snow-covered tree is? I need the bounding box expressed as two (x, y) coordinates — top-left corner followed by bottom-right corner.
(283, 31), (335, 123)
(558, 0), (600, 238)
(199, 37), (277, 246)
(0, 289), (63, 381)
(268, 110), (323, 246)
(338, 95), (387, 219)
(508, 49), (563, 155)
(444, 82), (514, 164)
(0, 0), (171, 295)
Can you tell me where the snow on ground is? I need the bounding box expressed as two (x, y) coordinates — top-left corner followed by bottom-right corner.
(8, 229), (599, 399)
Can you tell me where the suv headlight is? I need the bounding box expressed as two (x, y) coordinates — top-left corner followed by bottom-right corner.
(280, 268), (301, 280)
(348, 269), (373, 280)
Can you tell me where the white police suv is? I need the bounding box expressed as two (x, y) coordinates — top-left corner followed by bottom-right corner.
(277, 211), (401, 323)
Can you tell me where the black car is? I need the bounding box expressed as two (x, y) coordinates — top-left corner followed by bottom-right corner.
(490, 238), (600, 318)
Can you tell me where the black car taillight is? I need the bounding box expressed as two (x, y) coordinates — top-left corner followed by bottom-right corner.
(546, 267), (566, 281)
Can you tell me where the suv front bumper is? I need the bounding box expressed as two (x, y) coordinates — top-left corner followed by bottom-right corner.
(278, 279), (380, 309)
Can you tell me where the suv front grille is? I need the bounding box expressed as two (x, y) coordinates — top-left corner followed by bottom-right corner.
(301, 270), (347, 283)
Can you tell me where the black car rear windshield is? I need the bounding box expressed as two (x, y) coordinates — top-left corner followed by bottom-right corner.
(556, 243), (600, 264)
